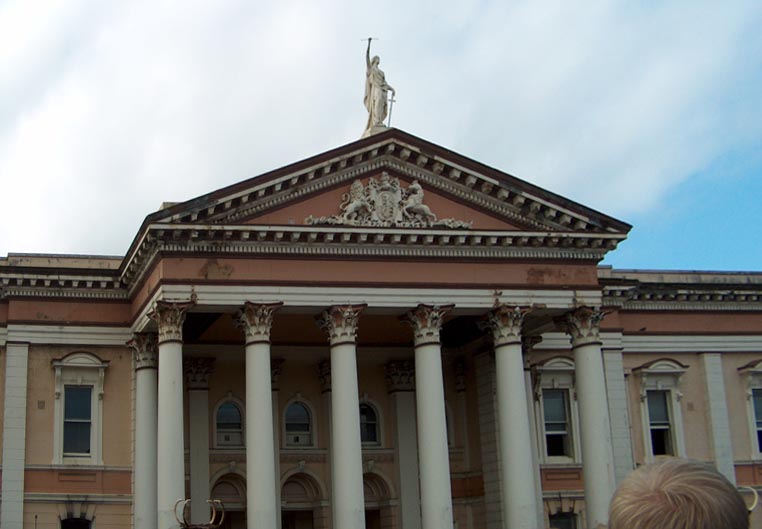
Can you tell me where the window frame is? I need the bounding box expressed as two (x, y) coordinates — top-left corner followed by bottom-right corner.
(283, 398), (315, 449)
(738, 359), (762, 459)
(531, 357), (581, 464)
(359, 400), (383, 447)
(634, 358), (687, 462)
(213, 396), (245, 449)
(52, 352), (109, 465)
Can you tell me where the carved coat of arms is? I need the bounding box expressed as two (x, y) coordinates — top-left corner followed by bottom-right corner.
(306, 173), (471, 229)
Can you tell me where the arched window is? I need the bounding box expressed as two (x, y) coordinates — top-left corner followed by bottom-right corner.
(360, 403), (379, 444)
(285, 402), (312, 447)
(216, 401), (243, 447)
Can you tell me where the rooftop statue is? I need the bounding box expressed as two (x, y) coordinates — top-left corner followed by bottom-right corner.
(363, 38), (395, 138)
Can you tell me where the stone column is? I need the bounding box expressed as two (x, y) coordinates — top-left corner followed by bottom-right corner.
(557, 307), (615, 529)
(404, 304), (454, 529)
(271, 358), (285, 529)
(150, 299), (194, 529)
(481, 306), (539, 529)
(385, 360), (421, 529)
(1, 342), (30, 529)
(185, 357), (214, 524)
(318, 357), (334, 527)
(128, 333), (159, 529)
(318, 305), (367, 529)
(237, 302), (282, 529)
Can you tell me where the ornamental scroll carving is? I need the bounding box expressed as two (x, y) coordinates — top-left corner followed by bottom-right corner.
(127, 332), (158, 370)
(148, 298), (195, 343)
(479, 305), (530, 347)
(236, 302), (282, 344)
(555, 306), (605, 347)
(305, 173), (472, 229)
(403, 304), (453, 346)
(385, 360), (415, 392)
(317, 304), (366, 346)
(184, 357), (215, 390)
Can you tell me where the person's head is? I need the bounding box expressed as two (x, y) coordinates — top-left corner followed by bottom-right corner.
(609, 458), (748, 529)
(371, 55), (380, 66)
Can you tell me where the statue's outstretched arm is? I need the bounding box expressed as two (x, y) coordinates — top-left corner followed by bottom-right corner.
(365, 39), (371, 68)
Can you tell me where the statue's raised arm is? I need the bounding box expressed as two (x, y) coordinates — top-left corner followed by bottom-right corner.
(362, 39), (394, 138)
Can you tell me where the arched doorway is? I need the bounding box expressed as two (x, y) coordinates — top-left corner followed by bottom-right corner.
(281, 472), (325, 529)
(211, 473), (247, 529)
(364, 472), (395, 529)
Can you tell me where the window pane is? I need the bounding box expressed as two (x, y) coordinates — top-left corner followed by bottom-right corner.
(549, 512), (576, 529)
(651, 428), (673, 456)
(217, 403), (242, 430)
(61, 519), (92, 529)
(546, 434), (570, 457)
(647, 391), (670, 424)
(543, 390), (567, 424)
(360, 404), (378, 443)
(753, 389), (762, 424)
(285, 403), (311, 432)
(64, 422), (91, 454)
(360, 404), (377, 424)
(65, 387), (92, 421)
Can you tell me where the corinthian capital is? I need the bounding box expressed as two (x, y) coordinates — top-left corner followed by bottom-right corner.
(403, 304), (453, 347)
(556, 306), (605, 347)
(317, 304), (366, 346)
(184, 357), (215, 390)
(385, 360), (415, 392)
(236, 302), (283, 344)
(127, 332), (158, 370)
(148, 299), (195, 344)
(479, 305), (529, 347)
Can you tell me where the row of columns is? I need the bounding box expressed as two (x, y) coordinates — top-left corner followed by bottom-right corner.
(128, 301), (613, 529)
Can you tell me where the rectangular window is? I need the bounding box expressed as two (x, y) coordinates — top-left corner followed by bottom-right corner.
(753, 389), (762, 452)
(64, 386), (92, 455)
(647, 390), (673, 456)
(549, 512), (576, 529)
(543, 389), (572, 457)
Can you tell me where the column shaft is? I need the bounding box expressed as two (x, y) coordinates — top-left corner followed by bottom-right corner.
(330, 342), (366, 529)
(188, 390), (211, 522)
(416, 342), (454, 529)
(246, 342), (278, 529)
(495, 340), (538, 528)
(238, 302), (282, 529)
(135, 367), (158, 529)
(319, 305), (366, 529)
(560, 307), (615, 529)
(157, 340), (185, 529)
(130, 333), (159, 529)
(151, 299), (194, 529)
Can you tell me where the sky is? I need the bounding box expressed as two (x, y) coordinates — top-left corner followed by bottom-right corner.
(1, 0), (761, 271)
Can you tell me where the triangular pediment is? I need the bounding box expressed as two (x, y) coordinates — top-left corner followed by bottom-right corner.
(146, 129), (630, 235)
(121, 129), (631, 290)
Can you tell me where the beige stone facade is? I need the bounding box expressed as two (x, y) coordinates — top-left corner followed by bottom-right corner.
(0, 129), (761, 529)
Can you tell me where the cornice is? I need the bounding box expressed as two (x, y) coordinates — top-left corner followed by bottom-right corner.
(154, 137), (621, 234)
(121, 224), (622, 296)
(0, 271), (126, 301)
(603, 284), (762, 311)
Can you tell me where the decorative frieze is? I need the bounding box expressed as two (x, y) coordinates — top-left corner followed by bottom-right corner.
(403, 304), (453, 347)
(384, 360), (415, 392)
(127, 332), (158, 370)
(183, 357), (215, 390)
(556, 306), (605, 347)
(317, 304), (366, 346)
(236, 302), (283, 344)
(305, 173), (471, 229)
(148, 298), (195, 344)
(479, 305), (529, 347)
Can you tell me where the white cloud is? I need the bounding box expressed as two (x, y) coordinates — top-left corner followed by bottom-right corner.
(0, 0), (760, 256)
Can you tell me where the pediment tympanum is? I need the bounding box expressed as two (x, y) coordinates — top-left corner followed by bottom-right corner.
(305, 173), (471, 229)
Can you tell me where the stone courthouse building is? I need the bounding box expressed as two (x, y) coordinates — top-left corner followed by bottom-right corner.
(1, 127), (762, 529)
